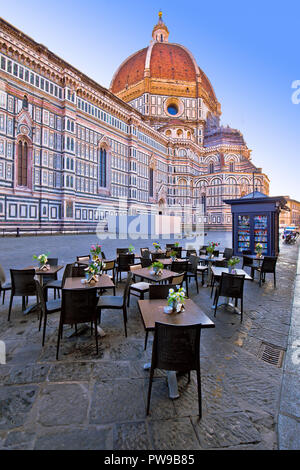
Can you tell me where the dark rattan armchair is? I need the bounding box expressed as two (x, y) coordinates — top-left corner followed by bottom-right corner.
(146, 322), (203, 417)
(213, 272), (245, 322)
(97, 272), (132, 337)
(252, 256), (277, 287)
(56, 287), (99, 360)
(8, 269), (37, 321)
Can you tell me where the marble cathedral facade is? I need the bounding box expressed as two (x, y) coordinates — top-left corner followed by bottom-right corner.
(0, 14), (269, 233)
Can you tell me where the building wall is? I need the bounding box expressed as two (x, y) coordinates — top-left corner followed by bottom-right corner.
(0, 18), (269, 232)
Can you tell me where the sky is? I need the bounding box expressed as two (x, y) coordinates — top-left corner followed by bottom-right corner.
(1, 0), (299, 200)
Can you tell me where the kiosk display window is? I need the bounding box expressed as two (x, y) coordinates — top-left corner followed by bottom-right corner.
(254, 215), (268, 253)
(237, 215), (250, 252)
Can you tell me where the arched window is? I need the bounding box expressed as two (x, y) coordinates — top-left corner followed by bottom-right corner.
(229, 161), (234, 172)
(22, 95), (28, 110)
(209, 162), (214, 174)
(99, 148), (107, 187)
(201, 194), (206, 214)
(149, 168), (154, 197)
(17, 140), (28, 187)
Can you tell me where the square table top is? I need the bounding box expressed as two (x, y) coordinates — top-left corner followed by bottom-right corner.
(64, 274), (115, 290)
(138, 298), (215, 331)
(133, 267), (179, 283)
(25, 265), (64, 275)
(198, 255), (225, 263)
(149, 249), (167, 255)
(243, 254), (265, 260)
(159, 258), (187, 266)
(211, 266), (252, 280)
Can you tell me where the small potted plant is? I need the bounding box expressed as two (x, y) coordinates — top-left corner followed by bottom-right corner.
(90, 244), (102, 263)
(33, 253), (50, 270)
(128, 244), (135, 253)
(150, 261), (164, 276)
(255, 243), (263, 257)
(170, 250), (177, 261)
(206, 242), (220, 259)
(227, 257), (240, 273)
(174, 242), (179, 248)
(153, 242), (161, 252)
(167, 286), (187, 313)
(84, 261), (104, 283)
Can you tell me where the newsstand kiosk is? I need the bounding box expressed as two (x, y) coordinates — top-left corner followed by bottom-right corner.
(224, 191), (288, 257)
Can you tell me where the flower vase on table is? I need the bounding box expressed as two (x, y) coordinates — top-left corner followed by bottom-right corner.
(206, 241), (220, 259)
(153, 242), (161, 252)
(227, 257), (240, 274)
(255, 243), (263, 258)
(165, 286), (186, 314)
(84, 261), (101, 283)
(150, 261), (164, 277)
(33, 253), (50, 271)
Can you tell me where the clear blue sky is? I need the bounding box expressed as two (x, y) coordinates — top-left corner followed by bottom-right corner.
(1, 0), (299, 200)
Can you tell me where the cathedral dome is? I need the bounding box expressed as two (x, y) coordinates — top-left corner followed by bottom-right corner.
(110, 13), (220, 115)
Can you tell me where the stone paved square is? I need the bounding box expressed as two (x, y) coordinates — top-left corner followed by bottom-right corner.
(0, 235), (299, 450)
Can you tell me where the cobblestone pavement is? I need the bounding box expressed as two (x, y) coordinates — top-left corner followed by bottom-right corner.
(0, 235), (298, 450)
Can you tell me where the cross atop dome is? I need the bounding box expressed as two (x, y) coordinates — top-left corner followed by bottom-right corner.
(152, 11), (169, 42)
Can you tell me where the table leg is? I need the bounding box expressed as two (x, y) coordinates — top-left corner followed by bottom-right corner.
(143, 364), (180, 399)
(67, 323), (106, 338)
(205, 261), (212, 287)
(24, 274), (43, 315)
(167, 371), (180, 399)
(212, 297), (241, 314)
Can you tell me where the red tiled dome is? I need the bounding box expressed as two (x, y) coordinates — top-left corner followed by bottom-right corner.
(111, 47), (148, 95)
(149, 43), (196, 82)
(110, 42), (217, 104)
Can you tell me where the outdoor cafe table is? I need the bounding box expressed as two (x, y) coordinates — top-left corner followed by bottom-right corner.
(138, 298), (215, 398)
(210, 266), (252, 313)
(158, 258), (187, 267)
(197, 255), (226, 286)
(64, 274), (115, 291)
(64, 274), (115, 337)
(132, 267), (179, 283)
(25, 265), (64, 286)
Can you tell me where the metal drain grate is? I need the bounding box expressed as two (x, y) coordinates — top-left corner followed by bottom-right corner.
(257, 342), (285, 368)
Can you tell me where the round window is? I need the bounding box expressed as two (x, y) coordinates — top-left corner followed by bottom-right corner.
(167, 104), (178, 116)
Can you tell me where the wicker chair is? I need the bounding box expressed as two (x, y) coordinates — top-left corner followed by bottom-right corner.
(102, 260), (116, 293)
(41, 258), (59, 293)
(44, 263), (73, 300)
(252, 256), (277, 287)
(146, 322), (203, 417)
(116, 254), (135, 283)
(169, 273), (185, 288)
(97, 272), (132, 337)
(151, 252), (165, 262)
(71, 263), (87, 278)
(186, 255), (199, 294)
(35, 280), (61, 346)
(8, 269), (37, 321)
(171, 260), (189, 294)
(213, 272), (245, 322)
(128, 264), (150, 305)
(140, 248), (151, 259)
(56, 287), (99, 360)
(0, 263), (11, 305)
(223, 248), (233, 260)
(210, 259), (228, 298)
(143, 283), (180, 350)
(141, 258), (152, 268)
(242, 250), (254, 274)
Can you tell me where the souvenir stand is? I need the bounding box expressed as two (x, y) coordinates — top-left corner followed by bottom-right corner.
(224, 191), (288, 256)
